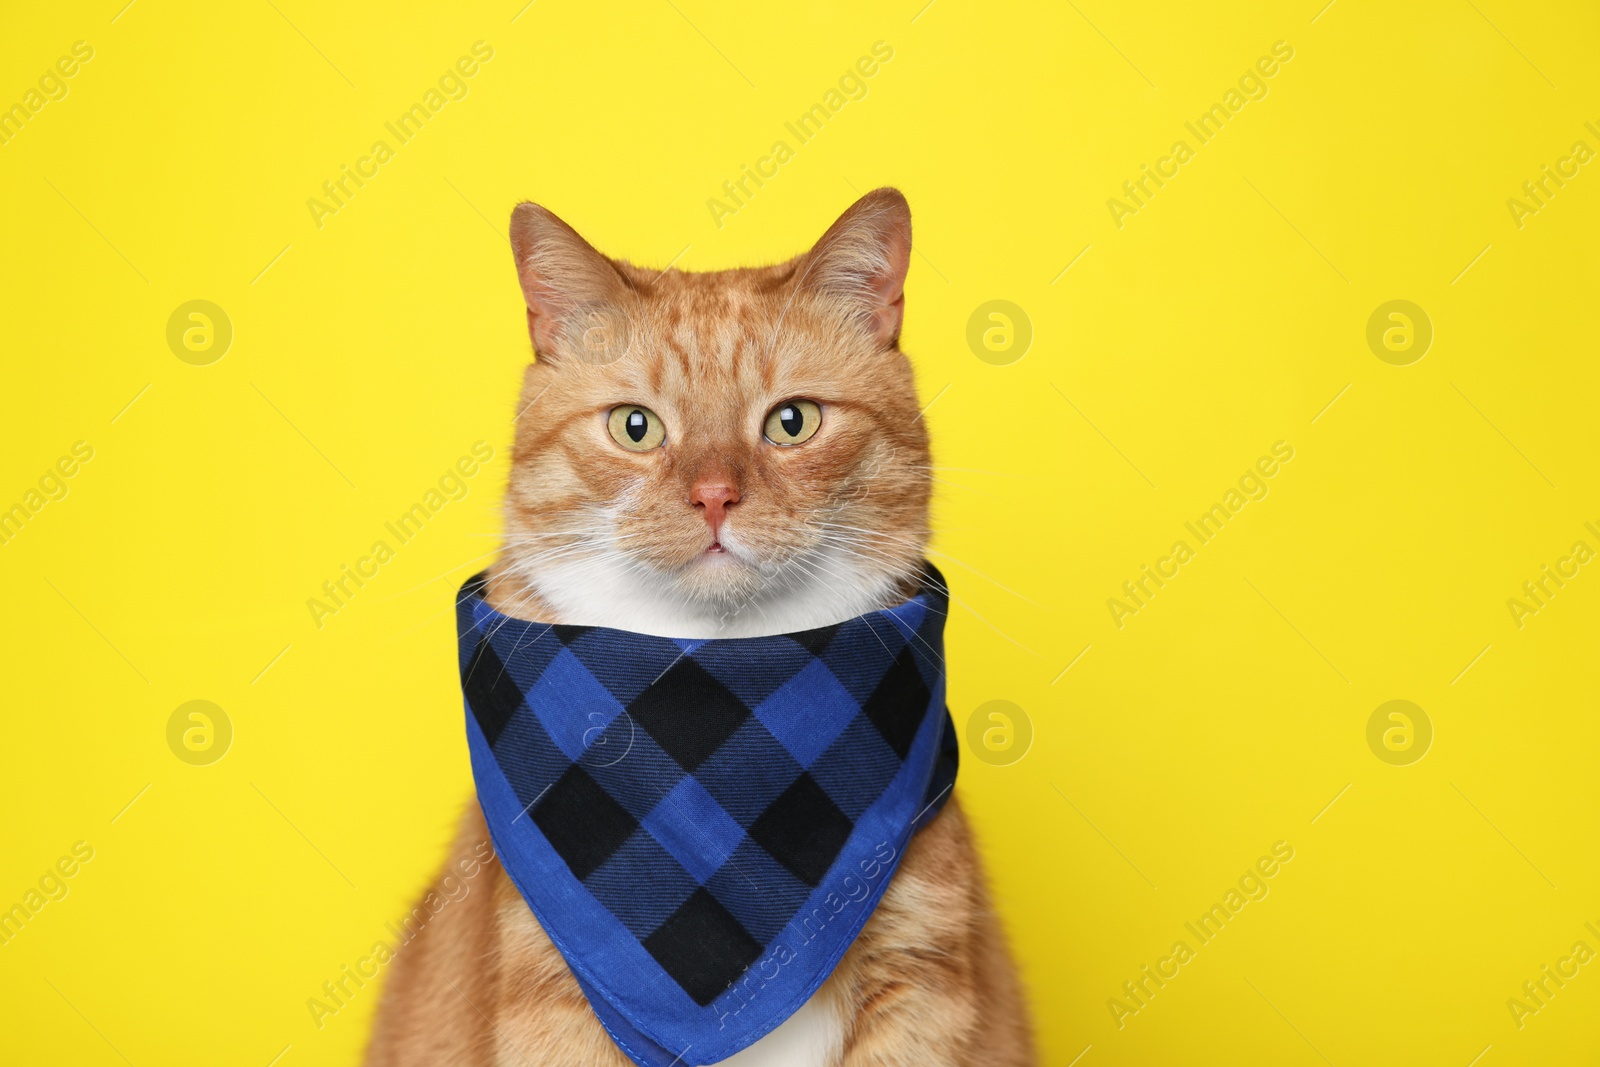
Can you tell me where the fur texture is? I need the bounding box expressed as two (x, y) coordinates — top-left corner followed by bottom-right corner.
(365, 189), (1033, 1066)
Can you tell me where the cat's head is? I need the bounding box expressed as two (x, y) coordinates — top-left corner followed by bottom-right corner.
(490, 189), (930, 638)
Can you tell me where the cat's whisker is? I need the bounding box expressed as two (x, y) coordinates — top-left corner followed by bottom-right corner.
(812, 523), (1043, 608)
(375, 548), (598, 643)
(372, 549), (505, 604)
(906, 465), (1020, 478)
(929, 477), (999, 497)
(778, 538), (948, 668)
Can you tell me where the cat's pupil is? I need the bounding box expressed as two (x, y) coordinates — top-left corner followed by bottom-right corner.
(625, 410), (647, 442)
(779, 406), (802, 437)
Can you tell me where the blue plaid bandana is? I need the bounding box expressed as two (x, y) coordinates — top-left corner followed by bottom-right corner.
(457, 565), (958, 1066)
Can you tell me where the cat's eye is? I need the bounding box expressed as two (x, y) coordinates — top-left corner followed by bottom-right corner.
(607, 406), (666, 452)
(763, 400), (822, 446)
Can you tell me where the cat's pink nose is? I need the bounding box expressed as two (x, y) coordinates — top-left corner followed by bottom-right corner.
(690, 483), (741, 536)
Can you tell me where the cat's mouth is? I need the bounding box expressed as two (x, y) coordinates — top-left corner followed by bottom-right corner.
(694, 533), (749, 565)
(683, 528), (761, 571)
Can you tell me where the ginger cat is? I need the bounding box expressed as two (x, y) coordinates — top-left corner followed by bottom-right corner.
(365, 189), (1033, 1066)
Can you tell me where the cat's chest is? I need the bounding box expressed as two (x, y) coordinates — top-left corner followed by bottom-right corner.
(717, 994), (844, 1067)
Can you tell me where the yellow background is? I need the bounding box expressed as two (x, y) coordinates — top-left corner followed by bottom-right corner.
(2, 1), (1597, 1064)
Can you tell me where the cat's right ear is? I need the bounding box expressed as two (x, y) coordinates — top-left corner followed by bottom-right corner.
(508, 202), (632, 362)
(801, 187), (912, 349)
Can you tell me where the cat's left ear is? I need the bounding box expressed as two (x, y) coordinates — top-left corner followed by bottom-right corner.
(803, 188), (912, 348)
(508, 201), (632, 362)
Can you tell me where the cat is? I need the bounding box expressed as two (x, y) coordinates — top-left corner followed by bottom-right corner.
(364, 188), (1034, 1067)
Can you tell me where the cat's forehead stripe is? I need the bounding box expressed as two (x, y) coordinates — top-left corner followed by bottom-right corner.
(633, 302), (785, 382)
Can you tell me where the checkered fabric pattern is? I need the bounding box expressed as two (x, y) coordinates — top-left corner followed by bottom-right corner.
(457, 565), (956, 1065)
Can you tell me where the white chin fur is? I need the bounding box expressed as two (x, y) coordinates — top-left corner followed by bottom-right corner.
(510, 534), (902, 639)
